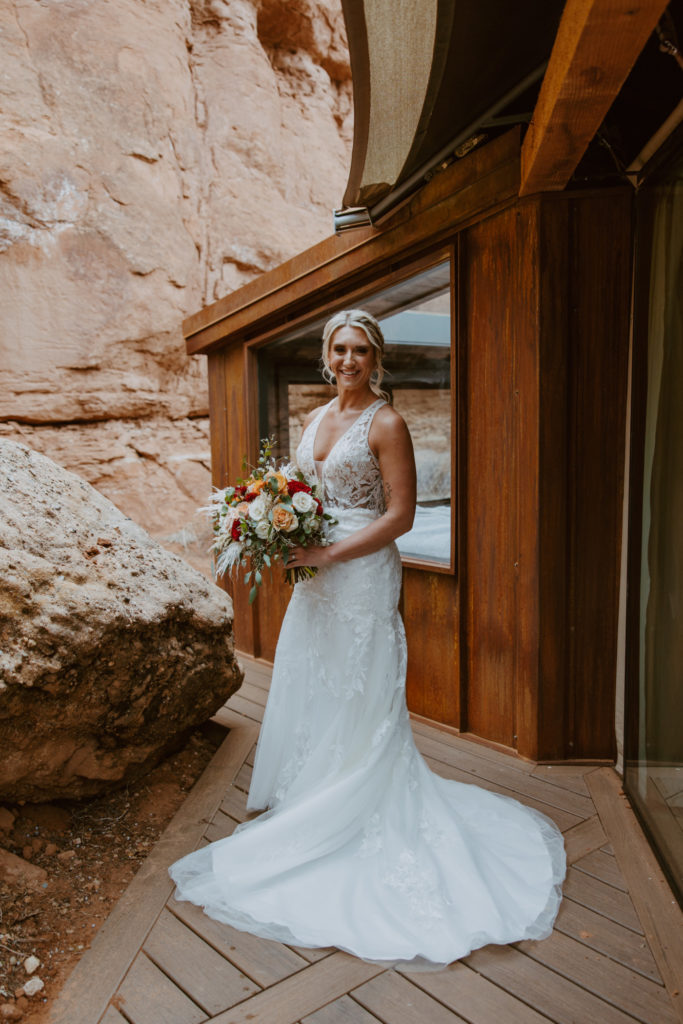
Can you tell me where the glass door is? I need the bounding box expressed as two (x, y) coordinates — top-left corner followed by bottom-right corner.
(625, 135), (683, 904)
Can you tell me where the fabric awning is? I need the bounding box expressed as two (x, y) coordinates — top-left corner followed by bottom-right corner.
(340, 0), (564, 218)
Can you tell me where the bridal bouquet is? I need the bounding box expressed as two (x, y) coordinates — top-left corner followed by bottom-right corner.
(204, 438), (335, 602)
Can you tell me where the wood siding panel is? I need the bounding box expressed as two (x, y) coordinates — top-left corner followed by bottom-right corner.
(208, 347), (256, 654)
(462, 207), (537, 747)
(566, 193), (632, 758)
(534, 197), (571, 759)
(403, 568), (459, 726)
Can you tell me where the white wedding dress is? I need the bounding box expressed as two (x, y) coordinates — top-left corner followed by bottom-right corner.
(169, 398), (566, 967)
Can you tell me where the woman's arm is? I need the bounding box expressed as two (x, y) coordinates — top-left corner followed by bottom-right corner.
(289, 406), (416, 568)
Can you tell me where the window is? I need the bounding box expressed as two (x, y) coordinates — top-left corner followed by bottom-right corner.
(257, 256), (454, 569)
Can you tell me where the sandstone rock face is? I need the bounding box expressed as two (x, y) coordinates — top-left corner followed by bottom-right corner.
(0, 0), (350, 549)
(0, 440), (243, 802)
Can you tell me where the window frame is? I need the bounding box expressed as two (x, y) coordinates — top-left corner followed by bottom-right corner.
(245, 245), (457, 575)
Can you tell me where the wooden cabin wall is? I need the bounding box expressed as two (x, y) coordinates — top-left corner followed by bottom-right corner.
(460, 191), (632, 760)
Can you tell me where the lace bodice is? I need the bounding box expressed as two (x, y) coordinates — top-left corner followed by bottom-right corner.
(296, 398), (386, 514)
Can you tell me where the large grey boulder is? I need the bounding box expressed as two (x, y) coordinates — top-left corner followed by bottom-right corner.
(0, 440), (242, 801)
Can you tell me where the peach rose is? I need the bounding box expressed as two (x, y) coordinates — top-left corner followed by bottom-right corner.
(234, 501), (251, 517)
(265, 470), (288, 494)
(271, 504), (299, 533)
(248, 478), (266, 494)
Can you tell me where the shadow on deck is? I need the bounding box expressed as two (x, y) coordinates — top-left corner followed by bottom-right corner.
(49, 656), (683, 1024)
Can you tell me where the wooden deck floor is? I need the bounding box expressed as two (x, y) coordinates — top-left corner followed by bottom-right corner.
(50, 656), (683, 1024)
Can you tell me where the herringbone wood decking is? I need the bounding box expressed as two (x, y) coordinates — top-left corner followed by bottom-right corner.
(49, 656), (683, 1024)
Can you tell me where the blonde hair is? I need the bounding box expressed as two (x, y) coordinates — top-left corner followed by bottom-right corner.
(321, 309), (389, 401)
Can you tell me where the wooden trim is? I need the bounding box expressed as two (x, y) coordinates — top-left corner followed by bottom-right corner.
(520, 0), (670, 196)
(455, 231), (469, 735)
(242, 245), (453, 353)
(242, 244), (458, 577)
(48, 719), (259, 1024)
(184, 129), (521, 354)
(587, 768), (683, 1023)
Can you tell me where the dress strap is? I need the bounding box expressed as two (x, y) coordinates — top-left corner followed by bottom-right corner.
(358, 398), (386, 440)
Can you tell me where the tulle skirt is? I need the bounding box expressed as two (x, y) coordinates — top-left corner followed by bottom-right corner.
(169, 508), (566, 967)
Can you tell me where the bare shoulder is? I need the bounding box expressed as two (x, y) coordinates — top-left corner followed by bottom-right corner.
(302, 405), (325, 430)
(370, 403), (413, 452)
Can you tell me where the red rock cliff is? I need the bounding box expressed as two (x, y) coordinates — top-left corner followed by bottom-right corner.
(0, 0), (351, 573)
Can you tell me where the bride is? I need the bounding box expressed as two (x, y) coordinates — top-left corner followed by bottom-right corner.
(169, 309), (566, 967)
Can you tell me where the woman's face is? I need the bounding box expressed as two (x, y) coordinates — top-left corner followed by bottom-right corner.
(328, 326), (376, 394)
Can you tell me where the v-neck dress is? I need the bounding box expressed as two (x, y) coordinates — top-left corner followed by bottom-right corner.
(169, 398), (565, 967)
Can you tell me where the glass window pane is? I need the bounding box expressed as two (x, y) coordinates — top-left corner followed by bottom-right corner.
(258, 257), (453, 568)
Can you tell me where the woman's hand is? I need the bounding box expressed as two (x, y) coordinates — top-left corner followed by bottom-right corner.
(286, 543), (335, 569)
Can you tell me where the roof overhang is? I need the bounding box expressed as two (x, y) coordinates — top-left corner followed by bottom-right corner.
(339, 0), (565, 220)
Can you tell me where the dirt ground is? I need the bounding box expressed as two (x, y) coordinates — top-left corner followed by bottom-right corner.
(0, 722), (225, 1022)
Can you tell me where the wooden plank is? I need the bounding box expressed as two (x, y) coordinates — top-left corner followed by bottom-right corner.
(533, 195), (570, 761)
(405, 960), (554, 1024)
(412, 719), (535, 775)
(563, 867), (643, 933)
(100, 1008), (128, 1024)
(554, 898), (662, 983)
(465, 944), (643, 1024)
(351, 971), (469, 1024)
(520, 0), (670, 194)
(563, 815), (608, 865)
(288, 945), (336, 964)
(530, 765), (593, 797)
(204, 808), (240, 843)
(588, 768), (683, 1023)
(302, 994), (382, 1024)
(143, 908), (259, 1015)
(237, 679), (269, 708)
(49, 722), (258, 1024)
(234, 760), (253, 791)
(517, 930), (677, 1024)
(417, 730), (595, 818)
(208, 349), (256, 656)
(219, 785), (250, 823)
(564, 194), (631, 759)
(462, 205), (525, 748)
(227, 692), (265, 723)
(574, 848), (628, 891)
(114, 953), (206, 1024)
(423, 754), (583, 833)
(403, 567), (459, 727)
(169, 897), (309, 988)
(208, 952), (385, 1024)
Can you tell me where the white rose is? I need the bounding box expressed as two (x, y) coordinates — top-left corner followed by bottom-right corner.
(254, 519), (270, 539)
(248, 494), (269, 521)
(292, 490), (316, 513)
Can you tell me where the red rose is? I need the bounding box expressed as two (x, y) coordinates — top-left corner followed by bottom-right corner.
(243, 491), (257, 502)
(315, 499), (323, 515)
(287, 480), (312, 496)
(231, 520), (242, 541)
(234, 485), (247, 495)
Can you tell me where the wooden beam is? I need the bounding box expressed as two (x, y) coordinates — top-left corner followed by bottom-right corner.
(520, 0), (670, 196)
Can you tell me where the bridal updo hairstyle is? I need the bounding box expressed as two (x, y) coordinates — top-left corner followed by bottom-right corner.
(321, 309), (390, 402)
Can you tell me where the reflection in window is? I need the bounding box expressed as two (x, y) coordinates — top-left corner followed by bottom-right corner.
(258, 259), (452, 567)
